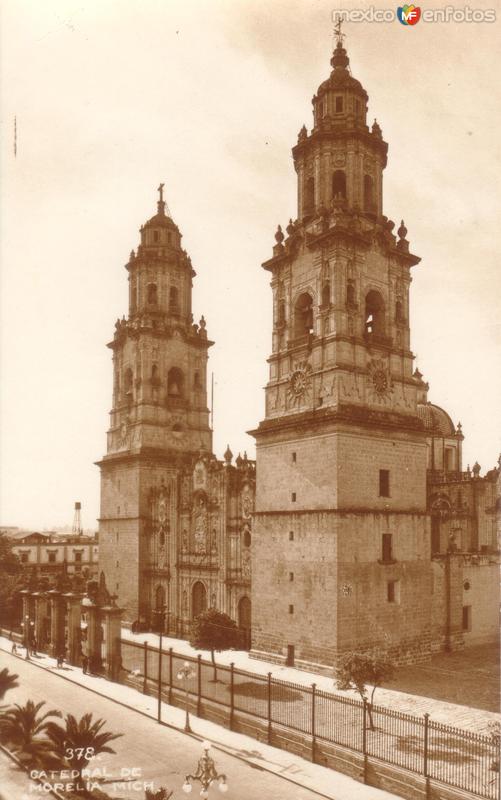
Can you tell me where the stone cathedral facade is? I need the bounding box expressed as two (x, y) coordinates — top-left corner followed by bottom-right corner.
(97, 192), (254, 641)
(98, 38), (499, 667)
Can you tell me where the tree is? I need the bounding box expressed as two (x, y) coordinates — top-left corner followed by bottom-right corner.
(0, 700), (62, 768)
(335, 651), (395, 730)
(189, 608), (241, 681)
(46, 712), (122, 788)
(0, 534), (24, 628)
(0, 668), (19, 701)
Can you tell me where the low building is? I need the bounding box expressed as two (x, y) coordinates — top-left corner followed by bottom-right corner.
(5, 529), (99, 580)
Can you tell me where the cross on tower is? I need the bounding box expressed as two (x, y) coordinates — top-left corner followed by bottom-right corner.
(158, 183), (164, 202)
(334, 17), (345, 46)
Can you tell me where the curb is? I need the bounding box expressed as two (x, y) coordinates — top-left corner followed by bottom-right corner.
(0, 742), (65, 800)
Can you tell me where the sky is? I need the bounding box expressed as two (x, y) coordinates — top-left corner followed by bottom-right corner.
(1, 0), (500, 531)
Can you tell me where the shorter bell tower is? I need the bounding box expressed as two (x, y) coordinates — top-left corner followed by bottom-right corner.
(97, 187), (213, 625)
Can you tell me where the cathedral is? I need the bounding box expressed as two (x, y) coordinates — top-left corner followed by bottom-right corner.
(98, 35), (499, 668)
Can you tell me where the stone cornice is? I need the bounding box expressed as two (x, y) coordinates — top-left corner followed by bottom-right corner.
(95, 447), (198, 470)
(292, 127), (388, 167)
(267, 337), (416, 363)
(253, 507), (429, 517)
(248, 402), (425, 440)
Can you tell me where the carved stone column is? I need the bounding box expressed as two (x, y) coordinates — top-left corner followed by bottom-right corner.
(82, 598), (103, 673)
(63, 592), (83, 666)
(101, 605), (123, 681)
(32, 593), (48, 651)
(47, 590), (65, 658)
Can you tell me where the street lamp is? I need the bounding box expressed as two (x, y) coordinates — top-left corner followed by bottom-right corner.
(182, 741), (228, 797)
(152, 605), (167, 724)
(20, 615), (35, 660)
(177, 661), (195, 732)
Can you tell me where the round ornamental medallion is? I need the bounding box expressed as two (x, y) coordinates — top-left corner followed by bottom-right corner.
(373, 369), (389, 395)
(367, 359), (393, 399)
(290, 370), (307, 396)
(287, 361), (312, 407)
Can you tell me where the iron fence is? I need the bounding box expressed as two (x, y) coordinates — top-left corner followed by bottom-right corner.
(120, 639), (499, 800)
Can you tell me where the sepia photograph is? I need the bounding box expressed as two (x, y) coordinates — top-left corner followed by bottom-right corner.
(0, 1), (500, 799)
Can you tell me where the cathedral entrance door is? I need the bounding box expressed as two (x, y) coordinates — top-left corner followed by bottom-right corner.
(238, 596), (251, 650)
(192, 581), (207, 620)
(153, 585), (167, 633)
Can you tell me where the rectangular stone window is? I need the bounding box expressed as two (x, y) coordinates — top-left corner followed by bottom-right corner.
(335, 96), (343, 113)
(47, 551), (57, 564)
(382, 533), (393, 563)
(462, 605), (472, 632)
(289, 572), (294, 582)
(291, 492), (296, 502)
(288, 604), (294, 614)
(379, 469), (390, 497)
(387, 580), (400, 603)
(286, 645), (295, 666)
(20, 552), (29, 563)
(292, 452), (297, 463)
(74, 552), (82, 562)
(289, 531), (294, 541)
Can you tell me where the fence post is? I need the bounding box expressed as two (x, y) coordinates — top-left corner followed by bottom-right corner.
(311, 683), (316, 763)
(197, 654), (202, 717)
(362, 698), (368, 784)
(423, 712), (430, 799)
(168, 647), (173, 705)
(230, 662), (235, 731)
(157, 641), (163, 724)
(267, 672), (272, 745)
(143, 640), (148, 694)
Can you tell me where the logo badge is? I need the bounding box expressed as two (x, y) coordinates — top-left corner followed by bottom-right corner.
(397, 4), (421, 24)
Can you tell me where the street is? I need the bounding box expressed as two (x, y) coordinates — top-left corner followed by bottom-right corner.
(0, 652), (330, 800)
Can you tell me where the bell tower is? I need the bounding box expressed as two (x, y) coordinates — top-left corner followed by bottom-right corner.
(97, 187), (213, 625)
(250, 33), (433, 668)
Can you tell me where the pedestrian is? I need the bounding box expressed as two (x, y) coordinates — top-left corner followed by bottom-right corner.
(82, 655), (88, 675)
(56, 653), (63, 668)
(11, 641), (17, 655)
(32, 637), (37, 656)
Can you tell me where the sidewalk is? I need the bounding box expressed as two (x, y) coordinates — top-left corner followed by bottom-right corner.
(0, 636), (399, 800)
(121, 629), (500, 734)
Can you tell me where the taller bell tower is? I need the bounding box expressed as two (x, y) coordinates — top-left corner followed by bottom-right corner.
(250, 36), (432, 668)
(97, 188), (212, 624)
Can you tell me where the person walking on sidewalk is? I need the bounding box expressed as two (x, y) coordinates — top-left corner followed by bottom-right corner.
(11, 641), (18, 655)
(82, 655), (88, 675)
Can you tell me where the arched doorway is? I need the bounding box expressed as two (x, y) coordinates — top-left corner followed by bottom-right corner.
(238, 596), (251, 650)
(192, 581), (207, 620)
